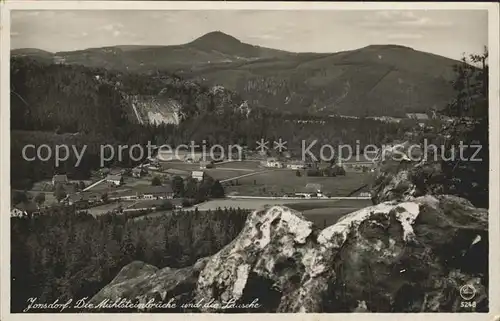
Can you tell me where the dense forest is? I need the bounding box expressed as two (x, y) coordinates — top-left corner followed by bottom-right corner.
(11, 206), (249, 312)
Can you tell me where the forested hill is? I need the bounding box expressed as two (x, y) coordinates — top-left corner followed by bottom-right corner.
(10, 56), (247, 135)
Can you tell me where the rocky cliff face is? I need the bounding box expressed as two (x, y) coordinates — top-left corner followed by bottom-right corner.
(90, 195), (488, 313)
(370, 141), (447, 204)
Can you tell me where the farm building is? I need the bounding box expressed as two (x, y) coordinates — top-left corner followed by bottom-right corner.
(192, 171), (206, 181)
(139, 185), (174, 200)
(163, 168), (191, 178)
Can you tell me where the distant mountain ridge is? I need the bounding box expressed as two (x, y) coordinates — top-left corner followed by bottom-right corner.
(11, 31), (463, 117)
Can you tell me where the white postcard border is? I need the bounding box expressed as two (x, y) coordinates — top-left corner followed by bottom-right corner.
(1, 2), (499, 321)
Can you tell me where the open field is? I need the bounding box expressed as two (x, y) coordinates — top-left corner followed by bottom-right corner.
(224, 170), (372, 197)
(205, 169), (258, 181)
(215, 160), (262, 170)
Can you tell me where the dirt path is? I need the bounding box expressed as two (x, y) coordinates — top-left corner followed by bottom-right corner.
(82, 178), (105, 191)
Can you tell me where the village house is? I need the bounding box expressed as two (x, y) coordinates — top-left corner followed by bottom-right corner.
(52, 174), (68, 186)
(139, 185), (174, 200)
(305, 183), (323, 193)
(191, 170), (205, 182)
(106, 174), (123, 186)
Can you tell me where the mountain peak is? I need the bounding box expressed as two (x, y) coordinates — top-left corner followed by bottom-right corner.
(190, 31), (242, 46)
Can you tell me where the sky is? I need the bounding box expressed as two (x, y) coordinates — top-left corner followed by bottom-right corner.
(11, 10), (488, 60)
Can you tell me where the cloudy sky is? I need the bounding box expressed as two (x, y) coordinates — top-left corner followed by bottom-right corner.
(11, 10), (488, 60)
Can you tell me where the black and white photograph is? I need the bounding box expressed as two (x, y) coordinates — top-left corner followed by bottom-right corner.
(1, 1), (499, 317)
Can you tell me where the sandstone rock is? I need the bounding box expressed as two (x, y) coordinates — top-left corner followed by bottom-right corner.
(194, 196), (487, 312)
(91, 196), (488, 313)
(89, 258), (209, 312)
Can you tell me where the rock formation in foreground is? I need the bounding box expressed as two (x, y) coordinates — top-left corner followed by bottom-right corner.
(90, 194), (488, 313)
